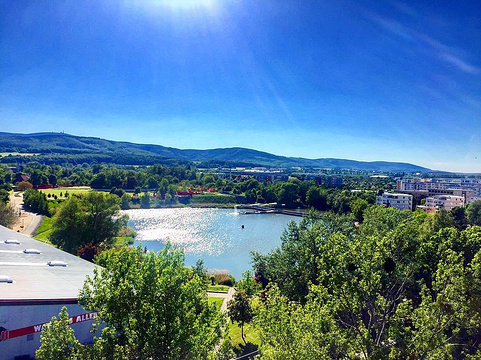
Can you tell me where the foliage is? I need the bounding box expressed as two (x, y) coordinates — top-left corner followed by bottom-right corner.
(350, 197), (369, 222)
(50, 192), (127, 254)
(191, 194), (237, 204)
(140, 192), (151, 208)
(235, 270), (260, 297)
(16, 180), (33, 190)
(80, 245), (224, 359)
(466, 200), (481, 226)
(228, 291), (253, 346)
(252, 211), (355, 302)
(253, 207), (481, 359)
(23, 189), (50, 215)
(255, 286), (346, 359)
(0, 202), (15, 227)
(36, 307), (84, 360)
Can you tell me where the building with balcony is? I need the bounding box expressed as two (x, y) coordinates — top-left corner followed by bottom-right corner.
(424, 195), (465, 212)
(376, 192), (413, 211)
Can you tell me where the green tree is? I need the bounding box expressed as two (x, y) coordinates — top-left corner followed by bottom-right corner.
(36, 307), (84, 360)
(466, 200), (481, 226)
(0, 202), (15, 227)
(227, 290), (253, 346)
(236, 270), (260, 297)
(50, 192), (127, 253)
(255, 285), (346, 359)
(120, 193), (130, 210)
(350, 197), (369, 222)
(80, 246), (224, 359)
(305, 185), (327, 210)
(252, 212), (355, 302)
(253, 208), (481, 358)
(23, 189), (49, 215)
(140, 192), (151, 208)
(275, 182), (299, 206)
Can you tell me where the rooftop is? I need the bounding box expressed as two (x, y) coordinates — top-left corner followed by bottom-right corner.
(0, 226), (97, 303)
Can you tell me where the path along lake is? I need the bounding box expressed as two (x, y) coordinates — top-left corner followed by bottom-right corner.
(126, 208), (300, 279)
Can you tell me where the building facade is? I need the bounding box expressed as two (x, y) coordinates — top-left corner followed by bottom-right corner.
(0, 226), (100, 360)
(376, 192), (413, 211)
(424, 195), (465, 212)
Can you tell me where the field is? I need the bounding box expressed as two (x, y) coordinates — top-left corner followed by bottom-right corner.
(207, 285), (229, 292)
(34, 216), (54, 243)
(39, 186), (91, 199)
(0, 152), (38, 157)
(229, 322), (260, 357)
(208, 297), (225, 312)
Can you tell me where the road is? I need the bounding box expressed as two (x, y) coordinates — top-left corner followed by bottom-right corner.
(207, 287), (236, 313)
(9, 192), (43, 236)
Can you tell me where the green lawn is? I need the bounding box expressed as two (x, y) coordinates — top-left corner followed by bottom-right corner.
(229, 322), (260, 356)
(208, 297), (224, 312)
(40, 186), (91, 199)
(34, 216), (54, 244)
(0, 152), (37, 157)
(208, 285), (229, 292)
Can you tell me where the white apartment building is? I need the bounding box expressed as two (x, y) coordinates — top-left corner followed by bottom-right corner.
(425, 195), (465, 212)
(376, 192), (413, 211)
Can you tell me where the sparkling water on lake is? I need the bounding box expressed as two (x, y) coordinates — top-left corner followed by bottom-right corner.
(126, 208), (300, 279)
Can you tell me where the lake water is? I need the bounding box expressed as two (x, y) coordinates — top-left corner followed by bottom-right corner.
(126, 208), (300, 279)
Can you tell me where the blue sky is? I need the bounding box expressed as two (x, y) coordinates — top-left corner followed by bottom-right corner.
(1, 0), (480, 172)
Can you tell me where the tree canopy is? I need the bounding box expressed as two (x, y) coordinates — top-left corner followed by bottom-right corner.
(253, 208), (481, 359)
(50, 192), (127, 254)
(78, 245), (224, 360)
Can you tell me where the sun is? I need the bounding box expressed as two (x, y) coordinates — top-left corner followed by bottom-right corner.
(155, 0), (217, 10)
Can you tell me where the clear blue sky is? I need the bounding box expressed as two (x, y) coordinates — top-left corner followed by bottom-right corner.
(1, 0), (480, 172)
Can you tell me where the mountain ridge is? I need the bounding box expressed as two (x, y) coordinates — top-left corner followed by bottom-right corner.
(0, 132), (432, 172)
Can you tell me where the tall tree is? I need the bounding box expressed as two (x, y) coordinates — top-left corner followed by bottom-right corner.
(79, 246), (224, 359)
(466, 200), (481, 226)
(36, 307), (84, 360)
(50, 192), (127, 254)
(228, 291), (253, 346)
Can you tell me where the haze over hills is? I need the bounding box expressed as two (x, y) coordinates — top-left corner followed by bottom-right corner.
(0, 132), (432, 172)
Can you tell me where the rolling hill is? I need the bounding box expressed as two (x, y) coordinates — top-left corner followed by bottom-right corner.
(0, 132), (432, 172)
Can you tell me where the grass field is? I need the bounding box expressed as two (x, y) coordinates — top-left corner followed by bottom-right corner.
(40, 186), (91, 199)
(229, 322), (260, 356)
(34, 216), (54, 243)
(0, 152), (38, 157)
(208, 297), (225, 312)
(208, 285), (230, 292)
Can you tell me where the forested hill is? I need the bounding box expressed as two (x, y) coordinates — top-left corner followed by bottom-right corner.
(0, 132), (431, 172)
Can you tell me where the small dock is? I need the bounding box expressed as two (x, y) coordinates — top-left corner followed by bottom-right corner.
(239, 205), (307, 217)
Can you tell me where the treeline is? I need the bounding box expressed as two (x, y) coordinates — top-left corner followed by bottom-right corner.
(0, 181), (14, 227)
(1, 161), (389, 217)
(23, 189), (50, 215)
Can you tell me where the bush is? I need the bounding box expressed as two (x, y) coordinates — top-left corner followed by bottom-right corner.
(210, 273), (236, 286)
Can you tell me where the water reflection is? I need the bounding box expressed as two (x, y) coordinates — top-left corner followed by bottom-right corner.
(125, 208), (299, 278)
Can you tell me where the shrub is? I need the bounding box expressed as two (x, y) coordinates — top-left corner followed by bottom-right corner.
(210, 273), (236, 286)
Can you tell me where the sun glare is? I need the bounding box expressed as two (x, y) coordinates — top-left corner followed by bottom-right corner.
(155, 0), (217, 10)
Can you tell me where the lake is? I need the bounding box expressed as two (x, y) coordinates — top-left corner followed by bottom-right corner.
(126, 208), (300, 279)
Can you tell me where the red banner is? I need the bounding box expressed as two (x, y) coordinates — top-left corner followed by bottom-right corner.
(0, 311), (98, 341)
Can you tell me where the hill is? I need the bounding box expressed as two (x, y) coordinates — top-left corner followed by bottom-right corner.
(0, 132), (431, 172)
